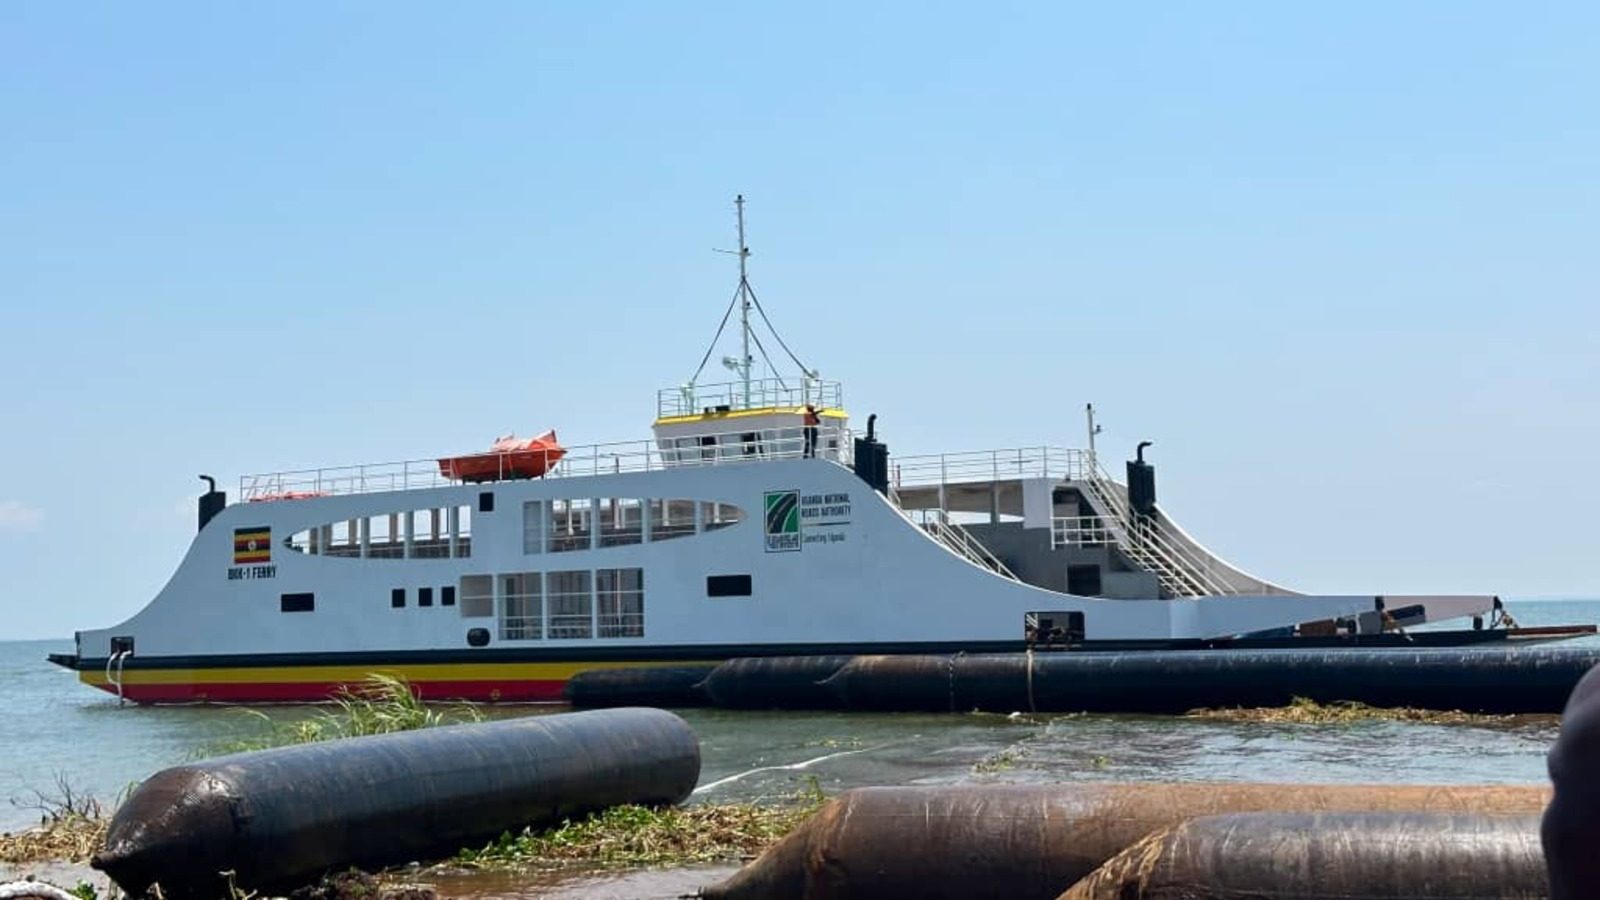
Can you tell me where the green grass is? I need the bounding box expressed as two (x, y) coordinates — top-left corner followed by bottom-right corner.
(207, 674), (482, 754)
(455, 778), (827, 870)
(455, 802), (819, 869)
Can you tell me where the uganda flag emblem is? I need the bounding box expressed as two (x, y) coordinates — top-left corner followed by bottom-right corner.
(234, 526), (271, 564)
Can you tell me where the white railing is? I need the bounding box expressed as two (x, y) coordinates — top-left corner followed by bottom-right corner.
(1079, 462), (1233, 598)
(657, 377), (843, 418)
(1051, 515), (1111, 547)
(891, 446), (1093, 490)
(240, 425), (856, 502)
(905, 507), (1018, 581)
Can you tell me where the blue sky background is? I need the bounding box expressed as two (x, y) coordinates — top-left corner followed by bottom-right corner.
(2, 2), (1596, 639)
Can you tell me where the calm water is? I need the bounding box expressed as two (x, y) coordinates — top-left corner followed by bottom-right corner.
(3, 599), (1597, 833)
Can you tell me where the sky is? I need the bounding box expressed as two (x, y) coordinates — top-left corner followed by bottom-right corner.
(1, 2), (1596, 639)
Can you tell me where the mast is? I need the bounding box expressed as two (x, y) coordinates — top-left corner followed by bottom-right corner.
(687, 194), (816, 409)
(1086, 403), (1100, 472)
(735, 194), (752, 406)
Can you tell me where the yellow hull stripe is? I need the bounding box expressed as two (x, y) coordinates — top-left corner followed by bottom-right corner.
(81, 659), (692, 687)
(653, 407), (849, 426)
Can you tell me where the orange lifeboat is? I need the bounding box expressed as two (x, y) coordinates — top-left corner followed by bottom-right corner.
(438, 430), (566, 483)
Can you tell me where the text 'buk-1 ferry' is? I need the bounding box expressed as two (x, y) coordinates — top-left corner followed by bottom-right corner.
(50, 197), (1579, 704)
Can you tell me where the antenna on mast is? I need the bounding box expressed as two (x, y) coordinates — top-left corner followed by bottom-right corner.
(691, 194), (816, 404)
(735, 194), (753, 404)
(711, 195), (755, 404)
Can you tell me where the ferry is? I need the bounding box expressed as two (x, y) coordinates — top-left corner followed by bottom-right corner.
(50, 198), (1582, 704)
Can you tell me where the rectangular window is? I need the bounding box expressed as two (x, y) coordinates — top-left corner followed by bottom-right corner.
(414, 509), (448, 559)
(391, 588), (405, 609)
(549, 499), (592, 553)
(454, 505), (473, 558)
(671, 436), (699, 466)
(369, 515), (402, 558)
(597, 568), (644, 637)
(289, 528), (316, 555)
(522, 500), (544, 554)
(418, 586), (434, 607)
(459, 574), (494, 618)
(281, 592), (315, 613)
(648, 499), (696, 541)
(598, 498), (643, 547)
(702, 501), (741, 531)
(325, 520), (359, 558)
(500, 572), (543, 640)
(546, 570), (593, 639)
(441, 585), (456, 606)
(479, 491), (495, 513)
(707, 574), (753, 597)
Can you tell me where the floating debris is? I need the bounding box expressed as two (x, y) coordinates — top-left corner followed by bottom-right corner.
(0, 816), (106, 866)
(1185, 696), (1560, 726)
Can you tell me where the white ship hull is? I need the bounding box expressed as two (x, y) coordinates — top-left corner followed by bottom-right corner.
(58, 455), (1494, 703)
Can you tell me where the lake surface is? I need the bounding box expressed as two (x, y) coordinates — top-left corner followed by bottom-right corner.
(3, 599), (1596, 834)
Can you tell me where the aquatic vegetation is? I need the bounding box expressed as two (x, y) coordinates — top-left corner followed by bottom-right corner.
(972, 744), (1028, 773)
(286, 868), (436, 900)
(454, 802), (818, 869)
(456, 782), (827, 870)
(1185, 696), (1557, 726)
(207, 674), (483, 754)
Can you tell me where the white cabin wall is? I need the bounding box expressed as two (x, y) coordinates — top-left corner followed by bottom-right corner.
(77, 459), (1393, 660)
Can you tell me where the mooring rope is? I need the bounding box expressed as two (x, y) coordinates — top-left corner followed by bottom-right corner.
(1026, 647), (1037, 714)
(948, 651), (963, 713)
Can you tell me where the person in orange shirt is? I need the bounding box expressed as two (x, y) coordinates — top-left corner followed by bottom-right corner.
(802, 404), (821, 458)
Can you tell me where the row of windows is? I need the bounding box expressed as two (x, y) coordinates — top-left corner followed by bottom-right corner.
(522, 499), (743, 554)
(457, 568), (645, 642)
(281, 496), (744, 562)
(287, 506), (475, 559)
(658, 426), (843, 464)
(280, 570), (750, 618)
(391, 586), (457, 608)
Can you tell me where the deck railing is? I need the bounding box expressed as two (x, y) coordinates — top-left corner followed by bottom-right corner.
(890, 446), (1093, 489)
(239, 425), (855, 502)
(1051, 515), (1111, 547)
(657, 377), (843, 418)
